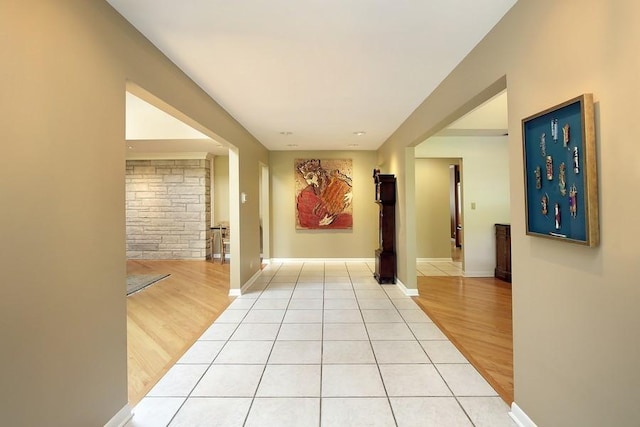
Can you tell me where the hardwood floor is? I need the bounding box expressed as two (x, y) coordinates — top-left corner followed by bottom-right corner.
(413, 275), (514, 404)
(126, 259), (231, 405)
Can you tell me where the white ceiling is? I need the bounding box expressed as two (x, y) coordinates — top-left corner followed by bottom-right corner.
(110, 0), (516, 151)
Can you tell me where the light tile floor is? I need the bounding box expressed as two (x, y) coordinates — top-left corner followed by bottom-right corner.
(127, 261), (516, 427)
(417, 261), (463, 277)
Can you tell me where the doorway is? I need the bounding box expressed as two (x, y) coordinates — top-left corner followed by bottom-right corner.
(449, 163), (463, 263)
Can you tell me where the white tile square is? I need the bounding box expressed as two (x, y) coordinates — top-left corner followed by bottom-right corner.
(283, 309), (323, 323)
(457, 397), (517, 427)
(168, 397), (251, 427)
(147, 364), (208, 397)
(191, 364), (264, 397)
(379, 364), (451, 397)
(270, 276), (298, 283)
(230, 323), (280, 341)
(321, 398), (395, 427)
(242, 309), (285, 323)
(277, 323), (323, 340)
(361, 309), (403, 323)
(324, 283), (353, 290)
(287, 298), (323, 309)
(324, 273), (351, 289)
(256, 364), (321, 397)
(245, 397), (320, 427)
(322, 364), (386, 397)
(294, 282), (324, 289)
(390, 397), (473, 427)
(323, 309), (363, 323)
(324, 289), (356, 299)
(177, 341), (225, 364)
(355, 289), (388, 299)
(253, 298), (290, 309)
(365, 323), (415, 340)
(371, 341), (430, 364)
(291, 289), (324, 299)
(352, 282), (383, 290)
(322, 341), (375, 364)
(259, 289), (294, 299)
(200, 323), (238, 340)
(420, 341), (468, 363)
(323, 298), (358, 309)
(323, 323), (369, 340)
(213, 340), (273, 364)
(357, 298), (395, 310)
(266, 282), (296, 290)
(268, 340), (322, 364)
(436, 364), (498, 396)
(407, 323), (447, 340)
(398, 309), (432, 323)
(127, 397), (184, 427)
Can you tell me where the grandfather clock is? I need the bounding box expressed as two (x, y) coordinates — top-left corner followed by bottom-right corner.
(373, 169), (396, 284)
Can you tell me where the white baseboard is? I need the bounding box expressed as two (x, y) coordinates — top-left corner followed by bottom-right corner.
(270, 258), (375, 263)
(104, 404), (132, 427)
(509, 402), (538, 427)
(463, 270), (494, 278)
(395, 278), (419, 296)
(228, 268), (264, 297)
(417, 257), (453, 262)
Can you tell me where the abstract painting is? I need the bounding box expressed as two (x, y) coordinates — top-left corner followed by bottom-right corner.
(295, 158), (353, 230)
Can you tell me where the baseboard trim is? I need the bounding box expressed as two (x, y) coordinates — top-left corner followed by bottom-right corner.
(463, 270), (494, 278)
(104, 404), (132, 427)
(417, 257), (454, 262)
(239, 269), (263, 294)
(396, 278), (419, 296)
(509, 402), (538, 427)
(270, 258), (375, 263)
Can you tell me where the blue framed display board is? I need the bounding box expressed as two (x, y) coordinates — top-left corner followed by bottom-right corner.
(522, 94), (599, 246)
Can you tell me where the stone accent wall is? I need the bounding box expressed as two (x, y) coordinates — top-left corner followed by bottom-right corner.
(126, 159), (211, 259)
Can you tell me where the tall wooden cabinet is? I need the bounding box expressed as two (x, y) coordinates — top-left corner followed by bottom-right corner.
(494, 223), (512, 282)
(373, 171), (396, 284)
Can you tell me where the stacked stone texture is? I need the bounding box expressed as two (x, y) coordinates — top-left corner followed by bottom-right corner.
(125, 159), (211, 259)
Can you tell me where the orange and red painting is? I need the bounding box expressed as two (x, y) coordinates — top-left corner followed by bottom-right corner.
(295, 158), (353, 230)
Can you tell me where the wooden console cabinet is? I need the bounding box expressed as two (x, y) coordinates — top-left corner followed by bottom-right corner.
(495, 223), (511, 282)
(373, 171), (396, 284)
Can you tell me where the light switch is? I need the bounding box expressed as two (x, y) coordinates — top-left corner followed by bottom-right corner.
(471, 202), (476, 210)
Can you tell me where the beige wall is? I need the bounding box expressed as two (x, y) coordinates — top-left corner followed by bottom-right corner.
(270, 151), (378, 259)
(0, 1), (267, 425)
(379, 0), (640, 424)
(213, 155), (230, 225)
(417, 136), (510, 275)
(415, 158), (457, 259)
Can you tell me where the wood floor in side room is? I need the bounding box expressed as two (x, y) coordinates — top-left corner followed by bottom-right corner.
(126, 259), (232, 405)
(414, 275), (514, 404)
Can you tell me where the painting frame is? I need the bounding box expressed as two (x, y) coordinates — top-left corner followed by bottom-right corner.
(294, 158), (353, 230)
(522, 93), (599, 246)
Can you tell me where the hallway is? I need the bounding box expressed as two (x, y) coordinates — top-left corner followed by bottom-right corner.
(126, 261), (515, 426)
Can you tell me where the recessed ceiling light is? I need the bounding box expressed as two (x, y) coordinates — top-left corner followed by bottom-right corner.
(128, 145), (133, 149)
(280, 131), (293, 135)
(353, 131), (366, 136)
